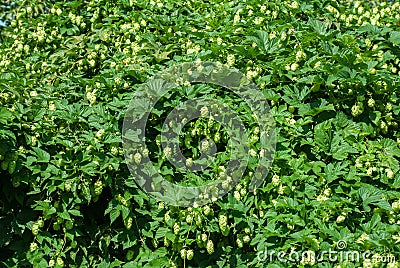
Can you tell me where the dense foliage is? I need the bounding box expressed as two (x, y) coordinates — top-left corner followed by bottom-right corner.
(1, 0), (400, 267)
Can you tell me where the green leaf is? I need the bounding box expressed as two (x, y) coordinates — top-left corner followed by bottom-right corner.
(58, 211), (72, 221)
(330, 134), (358, 160)
(0, 108), (12, 124)
(32, 147), (51, 163)
(389, 31), (400, 46)
(358, 187), (392, 212)
(110, 209), (120, 224)
(314, 120), (332, 153)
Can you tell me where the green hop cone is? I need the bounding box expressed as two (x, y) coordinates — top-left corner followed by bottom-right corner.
(125, 217), (133, 230)
(30, 242), (38, 252)
(94, 180), (103, 195)
(56, 257), (64, 267)
(180, 248), (187, 259)
(1, 160), (9, 171)
(173, 223), (180, 235)
(133, 152), (142, 164)
(206, 240), (214, 255)
(126, 250), (134, 261)
(219, 214), (229, 236)
(237, 238), (244, 248)
(65, 182), (72, 192)
(8, 160), (16, 174)
(186, 249), (194, 260)
(32, 223), (39, 236)
(65, 220), (74, 230)
(37, 219), (44, 228)
(368, 98), (375, 107)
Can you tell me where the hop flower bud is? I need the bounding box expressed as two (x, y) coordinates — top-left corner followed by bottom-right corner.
(180, 249), (187, 259)
(234, 191), (241, 201)
(164, 211), (171, 222)
(336, 214), (346, 223)
(290, 63), (299, 71)
(351, 104), (362, 117)
(243, 235), (251, 243)
(195, 213), (202, 227)
(30, 242), (38, 252)
(94, 180), (103, 195)
(37, 219), (44, 228)
(186, 214), (193, 224)
(221, 180), (230, 189)
(125, 217), (133, 230)
(203, 205), (211, 216)
(214, 132), (221, 143)
(206, 240), (214, 254)
(142, 148), (149, 157)
(236, 238), (244, 248)
(186, 249), (194, 260)
(163, 146), (172, 159)
(249, 149), (257, 157)
(201, 233), (208, 242)
(271, 174), (281, 186)
(386, 168), (394, 179)
(32, 223), (39, 236)
(392, 200), (400, 212)
(186, 158), (193, 167)
(173, 223), (180, 234)
(126, 249), (134, 261)
(56, 257), (64, 267)
(134, 152), (142, 164)
(240, 188), (246, 196)
(200, 106), (209, 117)
(367, 98), (375, 107)
(201, 140), (210, 152)
(164, 236), (169, 247)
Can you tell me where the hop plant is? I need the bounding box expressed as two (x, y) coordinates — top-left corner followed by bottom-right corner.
(186, 158), (193, 167)
(206, 240), (214, 254)
(164, 211), (171, 222)
(173, 222), (180, 234)
(203, 205), (212, 216)
(133, 152), (142, 164)
(351, 103), (363, 117)
(37, 219), (44, 228)
(200, 106), (209, 117)
(186, 249), (194, 260)
(392, 200), (400, 212)
(180, 248), (187, 259)
(186, 214), (193, 224)
(201, 233), (208, 243)
(234, 190), (241, 201)
(124, 217), (133, 230)
(368, 98), (375, 107)
(94, 180), (103, 195)
(236, 237), (244, 248)
(32, 223), (39, 236)
(56, 257), (64, 267)
(336, 213), (346, 223)
(126, 250), (134, 261)
(219, 214), (229, 236)
(30, 242), (38, 252)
